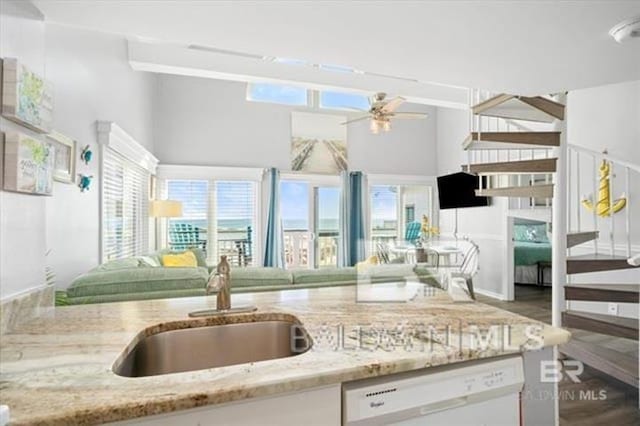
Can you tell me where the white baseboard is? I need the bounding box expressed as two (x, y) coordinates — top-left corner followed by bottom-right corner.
(474, 287), (508, 301)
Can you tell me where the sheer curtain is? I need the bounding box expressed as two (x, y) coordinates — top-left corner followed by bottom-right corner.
(263, 168), (285, 268)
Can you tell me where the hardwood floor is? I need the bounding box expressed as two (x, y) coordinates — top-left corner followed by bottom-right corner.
(478, 285), (639, 425)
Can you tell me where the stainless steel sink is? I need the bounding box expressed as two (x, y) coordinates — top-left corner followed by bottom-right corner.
(113, 319), (312, 377)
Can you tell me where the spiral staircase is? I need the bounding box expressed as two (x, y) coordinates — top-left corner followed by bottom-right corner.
(463, 91), (639, 388)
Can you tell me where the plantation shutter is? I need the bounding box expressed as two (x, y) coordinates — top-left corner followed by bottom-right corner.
(102, 148), (150, 261)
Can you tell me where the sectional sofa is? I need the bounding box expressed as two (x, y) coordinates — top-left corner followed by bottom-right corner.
(64, 249), (438, 305)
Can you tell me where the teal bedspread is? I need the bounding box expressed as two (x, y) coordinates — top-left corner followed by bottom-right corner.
(514, 241), (552, 266)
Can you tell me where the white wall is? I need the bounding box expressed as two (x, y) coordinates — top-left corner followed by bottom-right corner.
(0, 1), (48, 300)
(43, 23), (155, 290)
(0, 3), (156, 297)
(153, 75), (438, 176)
(436, 107), (508, 298)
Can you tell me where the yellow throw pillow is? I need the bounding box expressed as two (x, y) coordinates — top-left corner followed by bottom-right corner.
(162, 251), (198, 268)
(356, 255), (379, 272)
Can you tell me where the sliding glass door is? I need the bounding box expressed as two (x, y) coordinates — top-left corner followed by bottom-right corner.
(281, 180), (340, 269)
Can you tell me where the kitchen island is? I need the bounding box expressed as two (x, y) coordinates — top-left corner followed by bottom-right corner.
(0, 284), (570, 425)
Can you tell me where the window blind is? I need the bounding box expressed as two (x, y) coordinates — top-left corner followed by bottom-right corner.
(102, 148), (150, 261)
(163, 179), (257, 266)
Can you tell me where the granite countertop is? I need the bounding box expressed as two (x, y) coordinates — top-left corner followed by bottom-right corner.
(0, 284), (570, 425)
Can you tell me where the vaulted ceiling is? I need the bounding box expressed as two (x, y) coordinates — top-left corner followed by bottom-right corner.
(33, 0), (640, 95)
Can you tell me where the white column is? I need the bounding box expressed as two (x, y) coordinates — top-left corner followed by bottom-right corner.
(551, 93), (568, 328)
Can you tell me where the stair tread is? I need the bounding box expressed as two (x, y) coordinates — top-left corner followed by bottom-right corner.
(560, 338), (638, 388)
(471, 95), (564, 123)
(463, 131), (561, 150)
(566, 231), (599, 249)
(567, 254), (639, 274)
(564, 311), (639, 331)
(462, 158), (557, 174)
(477, 184), (553, 198)
(565, 283), (639, 292)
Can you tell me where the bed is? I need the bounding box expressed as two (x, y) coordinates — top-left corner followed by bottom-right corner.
(514, 222), (552, 285)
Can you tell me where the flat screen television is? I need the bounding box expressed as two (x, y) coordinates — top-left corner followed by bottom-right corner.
(437, 172), (489, 210)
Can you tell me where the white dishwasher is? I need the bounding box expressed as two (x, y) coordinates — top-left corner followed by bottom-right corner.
(342, 356), (524, 426)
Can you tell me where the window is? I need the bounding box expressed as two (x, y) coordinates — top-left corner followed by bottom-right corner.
(216, 181), (256, 266)
(165, 179), (257, 266)
(319, 90), (369, 111)
(247, 82), (309, 106)
(102, 148), (150, 261)
(370, 184), (433, 245)
(370, 185), (398, 245)
(166, 180), (209, 253)
(247, 82), (369, 112)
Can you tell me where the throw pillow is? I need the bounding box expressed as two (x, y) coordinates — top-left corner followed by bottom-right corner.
(138, 256), (160, 268)
(162, 251), (198, 268)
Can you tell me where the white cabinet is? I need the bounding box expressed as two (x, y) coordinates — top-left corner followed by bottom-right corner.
(112, 384), (341, 426)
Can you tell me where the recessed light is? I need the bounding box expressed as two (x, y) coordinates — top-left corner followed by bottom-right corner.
(609, 15), (640, 43)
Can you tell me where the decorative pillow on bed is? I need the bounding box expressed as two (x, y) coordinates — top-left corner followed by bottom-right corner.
(514, 224), (549, 243)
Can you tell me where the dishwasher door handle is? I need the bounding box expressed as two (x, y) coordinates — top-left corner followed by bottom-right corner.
(419, 397), (468, 416)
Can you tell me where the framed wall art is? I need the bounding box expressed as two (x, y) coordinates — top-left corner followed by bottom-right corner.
(3, 131), (54, 195)
(291, 112), (347, 174)
(1, 58), (54, 133)
(46, 131), (76, 184)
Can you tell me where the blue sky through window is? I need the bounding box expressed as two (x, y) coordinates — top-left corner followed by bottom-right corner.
(247, 83), (308, 105)
(319, 91), (369, 111)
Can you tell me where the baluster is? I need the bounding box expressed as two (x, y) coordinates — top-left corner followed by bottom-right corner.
(610, 162), (615, 256)
(518, 150), (523, 210)
(625, 167), (631, 257)
(576, 151), (581, 232)
(593, 155), (598, 254)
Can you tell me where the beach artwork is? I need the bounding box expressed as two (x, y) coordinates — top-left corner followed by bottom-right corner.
(291, 112), (347, 174)
(2, 58), (54, 133)
(3, 132), (54, 195)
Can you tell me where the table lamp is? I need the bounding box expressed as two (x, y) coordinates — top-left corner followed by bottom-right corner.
(149, 200), (183, 250)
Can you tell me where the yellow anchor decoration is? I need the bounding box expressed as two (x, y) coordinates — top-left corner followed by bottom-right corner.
(581, 159), (627, 217)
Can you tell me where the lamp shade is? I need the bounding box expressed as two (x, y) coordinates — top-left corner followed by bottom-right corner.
(149, 200), (183, 218)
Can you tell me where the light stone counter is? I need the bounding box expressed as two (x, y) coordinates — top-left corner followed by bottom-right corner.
(0, 285), (570, 425)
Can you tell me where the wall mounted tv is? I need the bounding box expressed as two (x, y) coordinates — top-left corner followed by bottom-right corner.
(437, 172), (489, 210)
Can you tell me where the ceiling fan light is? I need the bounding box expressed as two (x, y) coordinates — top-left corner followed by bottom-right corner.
(383, 121), (391, 132)
(370, 119), (380, 134)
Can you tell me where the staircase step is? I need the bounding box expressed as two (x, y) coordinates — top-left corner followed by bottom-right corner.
(560, 339), (638, 388)
(562, 311), (638, 340)
(567, 253), (640, 274)
(476, 184), (553, 199)
(463, 158), (557, 174)
(463, 131), (561, 150)
(565, 284), (639, 303)
(508, 208), (552, 223)
(472, 94), (565, 123)
(566, 231), (599, 249)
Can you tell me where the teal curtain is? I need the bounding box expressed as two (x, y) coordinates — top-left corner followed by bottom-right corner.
(263, 168), (285, 268)
(348, 171), (367, 266)
(338, 171), (350, 267)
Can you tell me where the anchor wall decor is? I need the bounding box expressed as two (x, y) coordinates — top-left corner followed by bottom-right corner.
(581, 159), (627, 217)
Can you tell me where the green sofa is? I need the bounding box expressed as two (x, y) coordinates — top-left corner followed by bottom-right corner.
(65, 249), (438, 305)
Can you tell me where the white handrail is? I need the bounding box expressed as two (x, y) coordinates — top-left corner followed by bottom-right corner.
(568, 143), (640, 173)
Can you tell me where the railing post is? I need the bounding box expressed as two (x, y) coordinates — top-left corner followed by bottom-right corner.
(551, 93), (568, 328)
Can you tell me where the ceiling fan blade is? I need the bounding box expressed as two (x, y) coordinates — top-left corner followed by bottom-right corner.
(341, 115), (371, 125)
(381, 96), (406, 113)
(393, 112), (428, 119)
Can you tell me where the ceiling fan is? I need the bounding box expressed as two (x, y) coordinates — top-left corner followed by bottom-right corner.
(341, 92), (428, 134)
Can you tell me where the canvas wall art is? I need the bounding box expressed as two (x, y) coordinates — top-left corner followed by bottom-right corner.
(291, 112), (347, 174)
(1, 58), (54, 133)
(47, 131), (76, 184)
(3, 132), (54, 195)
